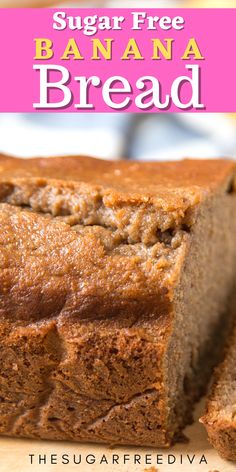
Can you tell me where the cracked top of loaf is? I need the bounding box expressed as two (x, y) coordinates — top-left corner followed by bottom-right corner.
(0, 155), (235, 236)
(0, 155), (235, 324)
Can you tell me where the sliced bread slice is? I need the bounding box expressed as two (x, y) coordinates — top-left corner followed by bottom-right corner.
(201, 296), (236, 460)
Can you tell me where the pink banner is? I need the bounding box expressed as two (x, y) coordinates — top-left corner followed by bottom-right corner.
(0, 8), (235, 112)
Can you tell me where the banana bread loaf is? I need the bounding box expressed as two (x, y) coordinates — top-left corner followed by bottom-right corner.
(0, 155), (235, 446)
(201, 296), (236, 461)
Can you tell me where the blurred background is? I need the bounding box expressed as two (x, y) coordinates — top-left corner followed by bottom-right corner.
(0, 0), (235, 161)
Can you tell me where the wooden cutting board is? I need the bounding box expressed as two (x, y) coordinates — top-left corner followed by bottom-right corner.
(0, 399), (234, 472)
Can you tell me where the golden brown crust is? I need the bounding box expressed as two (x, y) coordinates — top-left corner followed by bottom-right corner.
(202, 421), (236, 461)
(0, 155), (235, 243)
(201, 300), (236, 461)
(0, 154), (234, 192)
